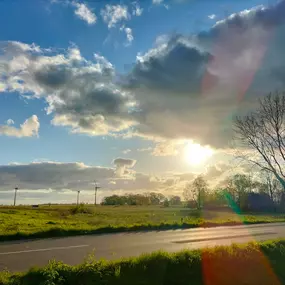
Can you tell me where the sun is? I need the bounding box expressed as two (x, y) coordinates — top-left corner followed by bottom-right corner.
(184, 142), (213, 166)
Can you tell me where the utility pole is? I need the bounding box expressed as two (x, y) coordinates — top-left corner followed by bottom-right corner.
(94, 181), (101, 206)
(14, 186), (18, 206)
(77, 190), (80, 205)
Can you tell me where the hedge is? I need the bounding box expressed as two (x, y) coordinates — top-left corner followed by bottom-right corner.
(1, 240), (285, 285)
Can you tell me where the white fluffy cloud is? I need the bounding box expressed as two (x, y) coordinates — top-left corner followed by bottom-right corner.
(120, 25), (134, 45)
(0, 43), (136, 136)
(132, 2), (143, 16)
(124, 27), (134, 44)
(0, 115), (39, 138)
(73, 2), (97, 25)
(208, 14), (216, 20)
(101, 4), (129, 28)
(52, 1), (96, 25)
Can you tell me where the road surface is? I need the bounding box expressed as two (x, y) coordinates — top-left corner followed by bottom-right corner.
(1, 222), (285, 272)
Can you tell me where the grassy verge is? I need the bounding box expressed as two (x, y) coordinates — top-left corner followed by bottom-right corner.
(1, 240), (285, 285)
(0, 219), (282, 242)
(1, 205), (285, 241)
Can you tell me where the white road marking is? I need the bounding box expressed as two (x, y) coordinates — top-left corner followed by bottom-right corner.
(0, 244), (89, 255)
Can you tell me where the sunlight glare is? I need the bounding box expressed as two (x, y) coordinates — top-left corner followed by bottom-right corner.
(184, 143), (213, 166)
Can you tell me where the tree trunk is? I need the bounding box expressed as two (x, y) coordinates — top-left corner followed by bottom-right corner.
(273, 172), (285, 190)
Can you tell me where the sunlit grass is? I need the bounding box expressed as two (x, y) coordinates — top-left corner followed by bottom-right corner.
(0, 205), (285, 241)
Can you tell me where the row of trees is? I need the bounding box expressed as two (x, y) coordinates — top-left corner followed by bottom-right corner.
(101, 192), (181, 206)
(183, 173), (285, 212)
(102, 172), (285, 212)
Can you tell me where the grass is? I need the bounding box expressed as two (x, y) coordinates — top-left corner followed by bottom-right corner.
(1, 240), (285, 284)
(1, 204), (285, 241)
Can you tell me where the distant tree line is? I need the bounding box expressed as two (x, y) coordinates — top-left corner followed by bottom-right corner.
(183, 173), (285, 212)
(102, 173), (285, 212)
(101, 192), (181, 206)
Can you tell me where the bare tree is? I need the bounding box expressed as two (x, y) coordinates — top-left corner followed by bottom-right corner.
(226, 174), (251, 210)
(263, 170), (275, 201)
(183, 176), (208, 209)
(234, 92), (285, 189)
(260, 170), (284, 206)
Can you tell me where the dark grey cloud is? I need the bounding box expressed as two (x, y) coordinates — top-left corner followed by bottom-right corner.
(113, 158), (136, 167)
(126, 36), (211, 95)
(113, 158), (136, 177)
(34, 65), (72, 89)
(122, 1), (285, 147)
(0, 162), (114, 191)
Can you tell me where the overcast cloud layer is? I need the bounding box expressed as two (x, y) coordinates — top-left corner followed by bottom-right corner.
(1, 2), (285, 150)
(0, 160), (238, 204)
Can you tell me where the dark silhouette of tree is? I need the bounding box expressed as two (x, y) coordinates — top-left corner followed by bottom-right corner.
(147, 192), (165, 205)
(101, 192), (166, 206)
(169, 195), (182, 205)
(234, 92), (285, 189)
(184, 176), (208, 209)
(227, 174), (251, 210)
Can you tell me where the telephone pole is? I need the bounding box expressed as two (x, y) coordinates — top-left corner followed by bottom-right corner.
(14, 186), (18, 206)
(94, 181), (101, 205)
(77, 190), (80, 205)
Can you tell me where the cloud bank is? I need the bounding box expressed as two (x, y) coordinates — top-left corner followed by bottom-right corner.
(0, 160), (239, 205)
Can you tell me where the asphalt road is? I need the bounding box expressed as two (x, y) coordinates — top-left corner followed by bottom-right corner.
(1, 222), (285, 272)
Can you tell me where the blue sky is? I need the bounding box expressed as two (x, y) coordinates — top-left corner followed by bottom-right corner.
(0, 0), (284, 204)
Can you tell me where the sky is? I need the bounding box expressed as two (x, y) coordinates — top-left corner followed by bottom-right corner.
(0, 0), (284, 204)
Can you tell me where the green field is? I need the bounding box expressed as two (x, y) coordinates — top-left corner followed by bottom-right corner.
(1, 240), (285, 285)
(1, 204), (285, 241)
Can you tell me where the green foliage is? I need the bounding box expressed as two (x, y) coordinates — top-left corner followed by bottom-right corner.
(101, 192), (166, 206)
(184, 175), (208, 209)
(168, 196), (181, 205)
(69, 204), (93, 215)
(163, 199), (170, 207)
(2, 240), (285, 285)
